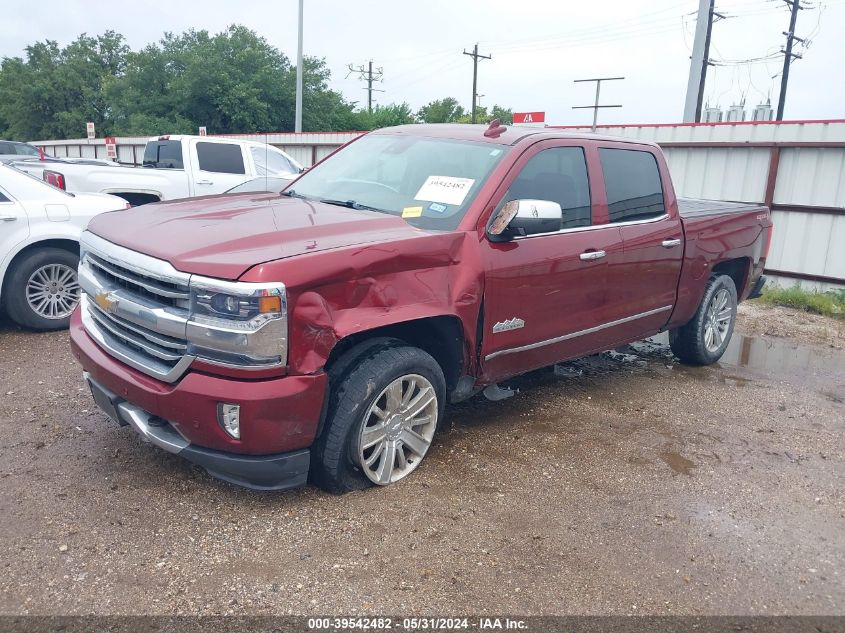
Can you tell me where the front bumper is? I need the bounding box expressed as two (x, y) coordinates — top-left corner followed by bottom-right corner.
(84, 372), (310, 490)
(70, 308), (328, 490)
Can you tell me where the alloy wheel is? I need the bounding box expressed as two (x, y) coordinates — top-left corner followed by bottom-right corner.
(357, 373), (438, 485)
(25, 263), (80, 320)
(703, 287), (733, 353)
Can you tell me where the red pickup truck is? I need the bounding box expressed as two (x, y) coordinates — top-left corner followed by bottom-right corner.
(70, 122), (772, 492)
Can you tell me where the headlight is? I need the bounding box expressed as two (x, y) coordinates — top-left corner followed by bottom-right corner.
(186, 277), (287, 368)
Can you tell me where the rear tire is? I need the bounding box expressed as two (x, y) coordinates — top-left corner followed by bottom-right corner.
(311, 341), (446, 494)
(669, 274), (737, 365)
(4, 248), (80, 331)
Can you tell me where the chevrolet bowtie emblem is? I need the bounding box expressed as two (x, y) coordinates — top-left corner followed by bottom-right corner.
(94, 291), (117, 312)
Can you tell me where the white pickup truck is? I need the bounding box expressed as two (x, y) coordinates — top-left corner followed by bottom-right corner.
(16, 135), (303, 206)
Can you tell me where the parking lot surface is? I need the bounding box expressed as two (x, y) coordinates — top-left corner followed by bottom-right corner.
(0, 303), (843, 615)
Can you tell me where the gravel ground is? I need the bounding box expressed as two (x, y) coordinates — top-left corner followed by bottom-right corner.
(0, 303), (843, 616)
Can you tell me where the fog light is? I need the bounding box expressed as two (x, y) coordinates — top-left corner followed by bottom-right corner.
(217, 403), (241, 439)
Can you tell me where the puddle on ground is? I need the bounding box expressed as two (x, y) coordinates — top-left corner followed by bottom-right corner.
(548, 331), (845, 386)
(659, 451), (697, 476)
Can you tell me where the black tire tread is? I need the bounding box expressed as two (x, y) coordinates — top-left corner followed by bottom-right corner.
(669, 274), (737, 366)
(311, 342), (445, 494)
(4, 247), (79, 331)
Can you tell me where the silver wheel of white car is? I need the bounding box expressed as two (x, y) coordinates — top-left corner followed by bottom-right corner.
(26, 263), (80, 320)
(356, 373), (439, 485)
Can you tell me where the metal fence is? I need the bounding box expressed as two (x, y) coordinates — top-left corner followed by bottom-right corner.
(34, 120), (845, 290)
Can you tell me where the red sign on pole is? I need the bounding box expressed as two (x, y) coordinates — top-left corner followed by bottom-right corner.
(104, 136), (117, 160)
(513, 111), (546, 124)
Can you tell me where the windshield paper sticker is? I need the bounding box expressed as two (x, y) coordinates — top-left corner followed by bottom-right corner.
(428, 202), (448, 213)
(414, 176), (475, 206)
(402, 206), (423, 218)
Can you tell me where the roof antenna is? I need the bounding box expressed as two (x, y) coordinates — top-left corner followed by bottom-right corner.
(484, 118), (507, 139)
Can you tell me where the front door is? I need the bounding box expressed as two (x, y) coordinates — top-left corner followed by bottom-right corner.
(479, 143), (624, 382)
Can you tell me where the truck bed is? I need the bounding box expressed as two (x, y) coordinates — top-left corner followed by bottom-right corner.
(678, 197), (764, 218)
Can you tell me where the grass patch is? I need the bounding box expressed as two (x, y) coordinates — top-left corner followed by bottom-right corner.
(755, 285), (845, 319)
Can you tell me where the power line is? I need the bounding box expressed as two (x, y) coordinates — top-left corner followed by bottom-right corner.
(347, 61), (384, 112)
(462, 44), (491, 124)
(572, 77), (624, 131)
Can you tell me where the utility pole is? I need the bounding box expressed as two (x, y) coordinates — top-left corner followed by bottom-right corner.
(776, 0), (805, 120)
(572, 77), (624, 131)
(463, 44), (491, 123)
(684, 0), (715, 122)
(295, 0), (304, 132)
(347, 61), (384, 112)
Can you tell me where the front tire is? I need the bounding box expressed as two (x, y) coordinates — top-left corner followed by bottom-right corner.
(4, 248), (80, 331)
(311, 342), (446, 494)
(669, 274), (737, 365)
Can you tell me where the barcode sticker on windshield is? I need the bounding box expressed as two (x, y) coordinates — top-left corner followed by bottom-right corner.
(414, 176), (475, 206)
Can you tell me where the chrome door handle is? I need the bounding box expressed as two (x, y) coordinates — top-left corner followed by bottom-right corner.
(197, 180), (214, 185)
(579, 250), (606, 261)
(662, 238), (682, 248)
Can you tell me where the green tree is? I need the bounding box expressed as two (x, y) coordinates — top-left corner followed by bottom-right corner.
(0, 31), (129, 140)
(417, 97), (465, 123)
(490, 105), (514, 125)
(353, 102), (417, 130)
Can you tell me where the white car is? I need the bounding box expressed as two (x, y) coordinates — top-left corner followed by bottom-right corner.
(16, 135), (303, 206)
(0, 164), (129, 330)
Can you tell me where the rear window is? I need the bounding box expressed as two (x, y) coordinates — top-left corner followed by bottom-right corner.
(15, 143), (40, 156)
(599, 148), (665, 223)
(143, 141), (184, 169)
(197, 142), (245, 174)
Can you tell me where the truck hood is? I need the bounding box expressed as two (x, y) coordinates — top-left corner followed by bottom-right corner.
(86, 194), (428, 279)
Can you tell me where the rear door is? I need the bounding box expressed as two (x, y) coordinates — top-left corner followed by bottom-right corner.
(597, 146), (683, 342)
(188, 139), (250, 195)
(479, 141), (624, 382)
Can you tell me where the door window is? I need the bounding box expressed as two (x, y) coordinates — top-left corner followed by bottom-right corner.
(500, 147), (591, 229)
(0, 190), (9, 202)
(196, 142), (246, 174)
(599, 148), (665, 223)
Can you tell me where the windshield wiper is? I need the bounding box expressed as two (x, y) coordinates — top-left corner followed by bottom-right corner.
(318, 198), (395, 214)
(281, 189), (309, 199)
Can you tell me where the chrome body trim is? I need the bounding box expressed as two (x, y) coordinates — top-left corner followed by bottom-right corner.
(83, 371), (188, 454)
(80, 296), (195, 382)
(81, 231), (190, 289)
(485, 305), (674, 361)
(509, 214), (670, 241)
(117, 401), (189, 454)
(492, 317), (525, 333)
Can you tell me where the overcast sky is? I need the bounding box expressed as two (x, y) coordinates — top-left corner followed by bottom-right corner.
(3, 0), (844, 126)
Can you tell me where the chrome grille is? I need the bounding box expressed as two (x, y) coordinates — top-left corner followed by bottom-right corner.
(87, 253), (190, 308)
(79, 232), (194, 383)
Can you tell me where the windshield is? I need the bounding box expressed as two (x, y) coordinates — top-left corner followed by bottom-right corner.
(286, 134), (509, 230)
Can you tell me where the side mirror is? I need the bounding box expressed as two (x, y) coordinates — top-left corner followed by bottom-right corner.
(488, 199), (563, 240)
